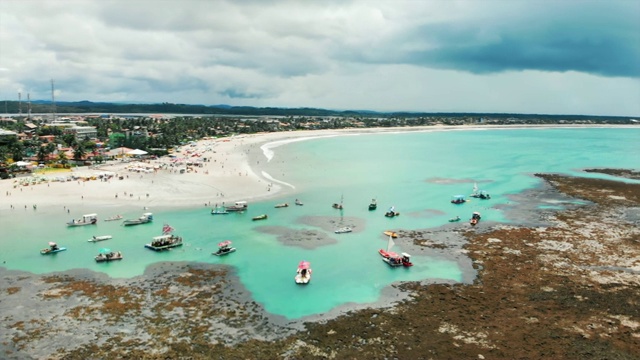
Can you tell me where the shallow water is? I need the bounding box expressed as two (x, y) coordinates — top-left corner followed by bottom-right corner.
(1, 127), (638, 319)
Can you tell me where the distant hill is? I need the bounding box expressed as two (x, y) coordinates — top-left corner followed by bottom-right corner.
(0, 100), (634, 121)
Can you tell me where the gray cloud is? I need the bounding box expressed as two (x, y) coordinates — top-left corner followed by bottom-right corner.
(0, 0), (638, 116)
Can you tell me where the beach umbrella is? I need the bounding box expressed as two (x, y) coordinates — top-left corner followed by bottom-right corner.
(218, 240), (232, 247)
(99, 248), (111, 254)
(298, 260), (311, 269)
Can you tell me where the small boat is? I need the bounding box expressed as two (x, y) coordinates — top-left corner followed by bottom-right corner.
(332, 195), (344, 209)
(225, 201), (248, 212)
(295, 199), (304, 206)
(451, 195), (467, 204)
(274, 203), (289, 208)
(448, 216), (461, 222)
(295, 260), (312, 284)
(211, 206), (229, 215)
(335, 227), (352, 234)
(145, 234), (183, 251)
(383, 230), (398, 238)
(104, 215), (123, 222)
(145, 224), (183, 251)
(252, 214), (268, 221)
(378, 235), (412, 266)
(470, 212), (481, 226)
(382, 252), (413, 267)
(384, 206), (400, 217)
(67, 213), (98, 227)
(95, 249), (123, 262)
(122, 212), (153, 226)
(213, 240), (236, 256)
(470, 183), (491, 199)
(88, 235), (113, 242)
(40, 242), (66, 255)
(368, 198), (377, 211)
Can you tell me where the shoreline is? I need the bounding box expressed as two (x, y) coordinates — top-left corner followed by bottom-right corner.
(1, 124), (636, 215)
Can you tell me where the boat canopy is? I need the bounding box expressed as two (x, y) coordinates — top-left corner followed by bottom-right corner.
(218, 240), (232, 247)
(401, 252), (411, 258)
(143, 212), (153, 216)
(452, 195), (465, 199)
(152, 235), (172, 240)
(83, 213), (98, 217)
(298, 260), (311, 269)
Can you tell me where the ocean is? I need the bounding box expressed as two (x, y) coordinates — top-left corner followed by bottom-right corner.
(1, 127), (639, 319)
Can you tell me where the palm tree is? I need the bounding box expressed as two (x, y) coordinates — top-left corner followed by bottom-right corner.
(73, 143), (86, 163)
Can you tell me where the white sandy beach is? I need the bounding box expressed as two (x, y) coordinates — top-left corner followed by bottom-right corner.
(0, 124), (631, 215)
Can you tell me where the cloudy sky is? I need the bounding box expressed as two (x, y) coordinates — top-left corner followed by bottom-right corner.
(1, 0), (639, 116)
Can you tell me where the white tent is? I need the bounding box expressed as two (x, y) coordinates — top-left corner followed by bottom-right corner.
(15, 161), (31, 166)
(127, 149), (148, 156)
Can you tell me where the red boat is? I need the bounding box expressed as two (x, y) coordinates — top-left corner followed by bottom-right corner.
(379, 235), (413, 267)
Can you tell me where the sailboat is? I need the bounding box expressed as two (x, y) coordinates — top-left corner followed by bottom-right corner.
(379, 234), (396, 258)
(379, 234), (413, 267)
(470, 182), (480, 197)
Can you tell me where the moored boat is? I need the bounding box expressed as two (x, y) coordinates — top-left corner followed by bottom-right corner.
(211, 206), (229, 215)
(144, 234), (183, 251)
(225, 201), (248, 212)
(335, 227), (352, 234)
(451, 195), (467, 204)
(368, 198), (377, 210)
(383, 230), (398, 238)
(448, 216), (461, 222)
(145, 224), (183, 251)
(470, 212), (481, 226)
(295, 260), (312, 284)
(295, 199), (304, 206)
(88, 235), (113, 242)
(382, 252), (413, 267)
(274, 203), (289, 208)
(104, 214), (123, 222)
(252, 214), (268, 221)
(95, 249), (123, 262)
(123, 212), (153, 226)
(213, 240), (236, 256)
(41, 242), (66, 255)
(332, 195), (344, 209)
(67, 213), (98, 227)
(384, 206), (400, 217)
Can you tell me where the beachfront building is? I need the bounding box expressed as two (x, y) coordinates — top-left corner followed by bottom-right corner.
(64, 126), (98, 141)
(0, 128), (18, 144)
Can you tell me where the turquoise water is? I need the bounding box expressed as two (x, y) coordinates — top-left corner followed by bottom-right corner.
(1, 127), (639, 319)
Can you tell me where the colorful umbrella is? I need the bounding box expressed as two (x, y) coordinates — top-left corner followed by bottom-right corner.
(298, 260), (310, 269)
(218, 240), (232, 247)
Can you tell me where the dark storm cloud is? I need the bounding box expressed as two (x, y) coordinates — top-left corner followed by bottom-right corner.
(350, 2), (640, 78)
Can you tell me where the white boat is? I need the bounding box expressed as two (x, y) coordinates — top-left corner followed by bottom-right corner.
(67, 213), (98, 227)
(95, 250), (123, 262)
(334, 227), (352, 234)
(104, 214), (123, 222)
(295, 199), (304, 206)
(144, 224), (183, 251)
(144, 234), (183, 251)
(295, 260), (312, 284)
(211, 206), (229, 215)
(88, 235), (113, 242)
(122, 213), (153, 226)
(213, 240), (236, 256)
(225, 201), (248, 212)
